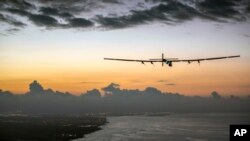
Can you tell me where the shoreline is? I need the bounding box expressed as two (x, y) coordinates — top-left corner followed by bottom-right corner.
(0, 115), (107, 141)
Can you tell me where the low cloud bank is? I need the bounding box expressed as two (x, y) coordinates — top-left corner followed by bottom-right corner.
(0, 81), (249, 115)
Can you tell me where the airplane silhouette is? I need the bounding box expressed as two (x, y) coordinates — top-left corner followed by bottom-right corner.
(104, 53), (240, 67)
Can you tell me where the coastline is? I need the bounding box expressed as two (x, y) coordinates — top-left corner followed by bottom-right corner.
(0, 115), (107, 141)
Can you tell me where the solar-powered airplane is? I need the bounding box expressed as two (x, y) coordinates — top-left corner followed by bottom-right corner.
(104, 54), (240, 67)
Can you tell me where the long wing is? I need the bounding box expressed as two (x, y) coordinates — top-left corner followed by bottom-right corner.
(104, 58), (162, 62)
(172, 55), (240, 62)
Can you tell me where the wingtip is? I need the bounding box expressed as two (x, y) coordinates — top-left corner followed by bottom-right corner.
(229, 55), (240, 58)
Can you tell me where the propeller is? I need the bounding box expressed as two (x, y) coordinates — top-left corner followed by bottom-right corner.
(162, 53), (164, 67)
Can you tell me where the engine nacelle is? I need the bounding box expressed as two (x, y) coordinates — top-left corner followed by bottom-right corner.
(169, 62), (172, 67)
(165, 61), (173, 67)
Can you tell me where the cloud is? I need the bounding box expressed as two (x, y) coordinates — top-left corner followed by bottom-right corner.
(0, 0), (250, 33)
(1, 81), (249, 114)
(247, 3), (250, 13)
(82, 89), (101, 97)
(5, 8), (30, 16)
(243, 34), (250, 38)
(2, 8), (92, 29)
(40, 7), (60, 16)
(165, 83), (176, 86)
(29, 14), (59, 27)
(6, 28), (20, 34)
(0, 13), (26, 27)
(29, 80), (44, 94)
(3, 8), (60, 27)
(39, 7), (73, 18)
(211, 91), (222, 99)
(102, 83), (120, 94)
(157, 80), (176, 85)
(96, 1), (203, 29)
(157, 80), (176, 86)
(102, 0), (121, 4)
(69, 18), (94, 27)
(157, 80), (168, 83)
(0, 0), (34, 9)
(198, 0), (243, 21)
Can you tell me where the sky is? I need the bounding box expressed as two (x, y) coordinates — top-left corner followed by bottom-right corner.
(0, 0), (250, 96)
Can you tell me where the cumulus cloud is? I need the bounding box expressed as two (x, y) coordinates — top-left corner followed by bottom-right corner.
(211, 91), (222, 99)
(29, 80), (44, 94)
(0, 81), (250, 114)
(0, 0), (250, 33)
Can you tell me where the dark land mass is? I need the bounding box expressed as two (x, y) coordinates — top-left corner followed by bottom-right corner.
(0, 115), (107, 141)
(0, 81), (250, 140)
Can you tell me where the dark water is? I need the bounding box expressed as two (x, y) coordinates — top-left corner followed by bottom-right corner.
(76, 113), (250, 141)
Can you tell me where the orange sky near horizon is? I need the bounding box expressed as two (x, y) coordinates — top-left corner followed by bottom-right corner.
(1, 21), (250, 96)
(1, 54), (249, 96)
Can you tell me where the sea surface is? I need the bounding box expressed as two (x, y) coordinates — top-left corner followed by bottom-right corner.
(76, 113), (250, 141)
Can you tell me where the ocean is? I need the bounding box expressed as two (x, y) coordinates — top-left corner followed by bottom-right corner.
(75, 113), (250, 141)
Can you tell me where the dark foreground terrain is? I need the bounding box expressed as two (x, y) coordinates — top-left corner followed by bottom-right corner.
(0, 115), (107, 141)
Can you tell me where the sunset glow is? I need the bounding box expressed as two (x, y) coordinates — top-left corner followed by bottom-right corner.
(1, 0), (250, 96)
